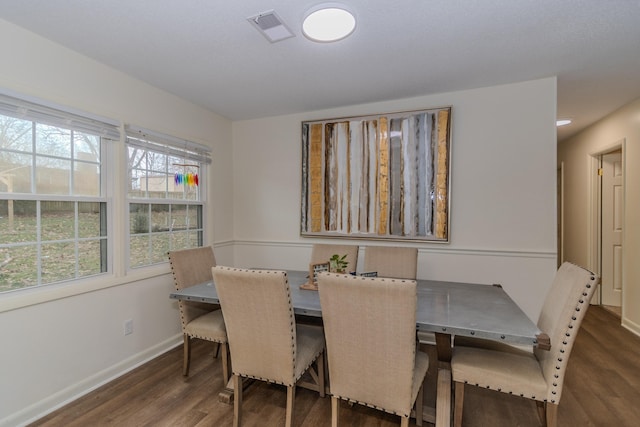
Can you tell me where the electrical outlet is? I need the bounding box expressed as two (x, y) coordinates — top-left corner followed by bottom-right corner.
(124, 319), (133, 335)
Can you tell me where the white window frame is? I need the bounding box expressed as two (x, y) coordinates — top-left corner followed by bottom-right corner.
(0, 92), (118, 293)
(125, 125), (210, 270)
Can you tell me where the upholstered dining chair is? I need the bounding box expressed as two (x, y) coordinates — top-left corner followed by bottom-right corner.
(310, 243), (359, 273)
(361, 246), (433, 349)
(362, 246), (418, 279)
(317, 272), (430, 427)
(168, 247), (230, 383)
(451, 262), (599, 427)
(211, 266), (325, 427)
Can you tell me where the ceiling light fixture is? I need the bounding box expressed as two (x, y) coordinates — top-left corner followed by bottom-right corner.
(302, 4), (356, 42)
(556, 119), (572, 127)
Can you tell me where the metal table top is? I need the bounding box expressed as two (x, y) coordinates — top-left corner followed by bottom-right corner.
(170, 270), (543, 347)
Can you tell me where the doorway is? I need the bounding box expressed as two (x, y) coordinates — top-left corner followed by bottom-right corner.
(590, 144), (624, 317)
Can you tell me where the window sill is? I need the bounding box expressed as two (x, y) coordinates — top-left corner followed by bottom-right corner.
(0, 263), (171, 313)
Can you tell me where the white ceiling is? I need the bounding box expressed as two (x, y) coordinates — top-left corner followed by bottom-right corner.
(1, 0), (639, 142)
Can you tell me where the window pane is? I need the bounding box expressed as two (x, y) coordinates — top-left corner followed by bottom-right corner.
(0, 245), (38, 292)
(130, 203), (149, 234)
(146, 174), (169, 198)
(0, 115), (33, 153)
(0, 200), (37, 243)
(74, 132), (100, 162)
(36, 156), (70, 194)
(187, 205), (202, 230)
(151, 203), (170, 232)
(127, 147), (147, 197)
(78, 239), (105, 276)
(0, 152), (33, 193)
(170, 204), (187, 231)
(36, 124), (71, 157)
(150, 233), (170, 264)
(169, 230), (198, 250)
(78, 202), (105, 238)
(74, 160), (100, 196)
(129, 234), (151, 268)
(147, 151), (167, 174)
(41, 242), (76, 283)
(41, 201), (75, 241)
(188, 230), (202, 247)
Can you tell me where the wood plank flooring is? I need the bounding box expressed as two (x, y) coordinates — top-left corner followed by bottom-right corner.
(30, 306), (640, 426)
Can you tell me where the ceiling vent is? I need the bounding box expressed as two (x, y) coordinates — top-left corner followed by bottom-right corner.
(247, 10), (295, 43)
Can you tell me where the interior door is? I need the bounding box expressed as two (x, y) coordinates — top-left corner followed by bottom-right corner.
(601, 150), (623, 307)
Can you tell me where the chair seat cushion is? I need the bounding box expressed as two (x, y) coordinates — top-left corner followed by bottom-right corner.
(294, 324), (325, 381)
(451, 346), (547, 400)
(184, 309), (227, 342)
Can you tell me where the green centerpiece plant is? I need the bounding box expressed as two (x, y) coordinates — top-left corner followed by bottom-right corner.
(329, 253), (349, 274)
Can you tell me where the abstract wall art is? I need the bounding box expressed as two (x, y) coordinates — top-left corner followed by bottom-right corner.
(301, 106), (452, 242)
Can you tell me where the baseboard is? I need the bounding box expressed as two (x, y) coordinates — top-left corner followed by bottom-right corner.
(622, 316), (640, 338)
(1, 335), (182, 427)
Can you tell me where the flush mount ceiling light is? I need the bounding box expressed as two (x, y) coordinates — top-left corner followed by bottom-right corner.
(556, 119), (572, 126)
(302, 4), (356, 42)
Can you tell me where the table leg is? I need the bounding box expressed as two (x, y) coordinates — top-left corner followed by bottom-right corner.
(433, 332), (453, 427)
(218, 377), (255, 403)
(435, 368), (452, 427)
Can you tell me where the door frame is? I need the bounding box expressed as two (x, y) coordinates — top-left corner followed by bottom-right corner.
(588, 139), (626, 307)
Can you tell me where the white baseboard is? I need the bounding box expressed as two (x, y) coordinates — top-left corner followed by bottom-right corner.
(622, 316), (640, 338)
(1, 335), (182, 427)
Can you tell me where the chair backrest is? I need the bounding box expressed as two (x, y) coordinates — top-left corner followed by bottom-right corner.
(363, 246), (418, 279)
(310, 244), (359, 272)
(534, 262), (599, 404)
(317, 272), (418, 415)
(168, 246), (217, 326)
(211, 266), (297, 386)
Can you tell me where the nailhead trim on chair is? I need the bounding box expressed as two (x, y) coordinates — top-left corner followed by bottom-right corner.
(221, 268), (322, 387)
(457, 266), (598, 405)
(546, 272), (596, 404)
(332, 394), (408, 418)
(325, 275), (419, 420)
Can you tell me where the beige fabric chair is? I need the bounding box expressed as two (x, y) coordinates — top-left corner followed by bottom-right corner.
(310, 243), (359, 273)
(361, 246), (433, 348)
(168, 247), (229, 383)
(451, 262), (599, 427)
(211, 266), (325, 427)
(363, 246), (417, 279)
(317, 272), (429, 427)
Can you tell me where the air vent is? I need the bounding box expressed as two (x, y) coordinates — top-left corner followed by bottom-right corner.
(247, 10), (295, 43)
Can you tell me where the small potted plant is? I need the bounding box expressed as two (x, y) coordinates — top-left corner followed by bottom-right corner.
(329, 253), (349, 274)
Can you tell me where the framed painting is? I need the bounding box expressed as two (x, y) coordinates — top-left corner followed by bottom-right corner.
(301, 106), (451, 242)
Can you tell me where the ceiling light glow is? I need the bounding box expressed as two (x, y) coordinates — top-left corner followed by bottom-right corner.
(556, 119), (572, 126)
(302, 6), (356, 42)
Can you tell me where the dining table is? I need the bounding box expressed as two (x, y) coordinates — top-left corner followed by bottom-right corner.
(170, 269), (548, 427)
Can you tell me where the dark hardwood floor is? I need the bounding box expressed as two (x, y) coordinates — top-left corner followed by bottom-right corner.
(30, 306), (640, 426)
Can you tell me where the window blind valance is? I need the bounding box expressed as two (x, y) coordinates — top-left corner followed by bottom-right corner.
(0, 93), (121, 140)
(125, 125), (212, 164)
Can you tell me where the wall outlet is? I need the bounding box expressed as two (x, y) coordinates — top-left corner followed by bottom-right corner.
(124, 319), (133, 335)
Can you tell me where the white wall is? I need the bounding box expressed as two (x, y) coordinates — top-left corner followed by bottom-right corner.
(558, 97), (640, 336)
(0, 20), (233, 426)
(232, 77), (559, 320)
